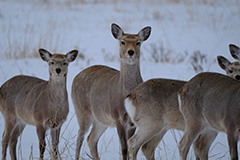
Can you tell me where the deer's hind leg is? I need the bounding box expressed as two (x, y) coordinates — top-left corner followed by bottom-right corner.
(1, 114), (17, 160)
(141, 129), (167, 160)
(87, 121), (107, 160)
(75, 112), (93, 160)
(128, 122), (164, 160)
(227, 128), (239, 160)
(178, 117), (204, 160)
(193, 129), (218, 160)
(9, 121), (26, 160)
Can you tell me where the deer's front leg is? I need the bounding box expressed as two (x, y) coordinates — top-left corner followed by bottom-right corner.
(51, 126), (62, 160)
(116, 121), (128, 160)
(36, 125), (47, 160)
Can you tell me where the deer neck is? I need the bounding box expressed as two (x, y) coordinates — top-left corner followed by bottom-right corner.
(48, 76), (68, 104)
(120, 60), (143, 96)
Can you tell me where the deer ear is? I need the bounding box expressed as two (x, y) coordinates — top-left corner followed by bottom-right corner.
(217, 56), (230, 70)
(138, 26), (151, 41)
(229, 44), (240, 60)
(39, 48), (52, 62)
(66, 50), (78, 62)
(111, 23), (124, 39)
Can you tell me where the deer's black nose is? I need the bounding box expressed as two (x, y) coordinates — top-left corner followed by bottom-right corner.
(56, 68), (61, 74)
(128, 50), (134, 56)
(236, 75), (240, 80)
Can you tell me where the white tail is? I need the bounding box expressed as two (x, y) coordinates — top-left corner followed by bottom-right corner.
(124, 44), (240, 160)
(71, 23), (151, 160)
(178, 72), (240, 160)
(124, 98), (136, 124)
(217, 44), (240, 80)
(0, 49), (78, 160)
(125, 79), (187, 160)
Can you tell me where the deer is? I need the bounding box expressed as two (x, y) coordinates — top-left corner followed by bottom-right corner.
(71, 23), (151, 160)
(124, 44), (240, 160)
(178, 71), (240, 160)
(0, 48), (78, 160)
(217, 44), (240, 80)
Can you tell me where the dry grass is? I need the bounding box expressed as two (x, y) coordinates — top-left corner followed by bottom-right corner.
(1, 0), (238, 60)
(1, 22), (57, 59)
(144, 43), (188, 64)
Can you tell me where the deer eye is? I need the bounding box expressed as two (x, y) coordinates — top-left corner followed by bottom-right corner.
(229, 70), (233, 73)
(121, 41), (125, 45)
(136, 42), (140, 45)
(63, 62), (67, 65)
(51, 62), (54, 65)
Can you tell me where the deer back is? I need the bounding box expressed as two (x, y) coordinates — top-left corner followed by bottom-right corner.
(179, 72), (240, 132)
(0, 76), (59, 126)
(127, 78), (186, 130)
(72, 65), (126, 125)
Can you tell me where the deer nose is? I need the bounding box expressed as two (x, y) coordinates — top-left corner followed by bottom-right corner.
(128, 50), (134, 56)
(56, 68), (61, 74)
(236, 75), (240, 80)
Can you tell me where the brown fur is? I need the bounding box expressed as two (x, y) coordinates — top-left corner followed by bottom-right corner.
(125, 78), (187, 160)
(0, 49), (78, 160)
(124, 43), (240, 160)
(71, 23), (151, 160)
(178, 72), (240, 160)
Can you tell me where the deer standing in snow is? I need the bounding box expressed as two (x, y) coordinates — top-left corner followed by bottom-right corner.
(178, 71), (240, 160)
(124, 44), (240, 160)
(0, 49), (78, 160)
(71, 23), (151, 160)
(178, 44), (240, 160)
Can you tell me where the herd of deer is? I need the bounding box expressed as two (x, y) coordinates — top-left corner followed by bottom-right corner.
(0, 23), (240, 160)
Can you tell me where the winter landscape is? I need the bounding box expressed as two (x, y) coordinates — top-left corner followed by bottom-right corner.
(0, 0), (240, 159)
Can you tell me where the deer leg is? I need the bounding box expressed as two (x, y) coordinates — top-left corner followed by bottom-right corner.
(51, 126), (61, 160)
(2, 117), (16, 160)
(179, 119), (203, 160)
(116, 121), (129, 160)
(128, 124), (162, 160)
(127, 126), (136, 139)
(9, 121), (26, 160)
(75, 114), (92, 160)
(227, 130), (238, 160)
(141, 129), (167, 160)
(87, 122), (107, 160)
(36, 125), (47, 160)
(193, 129), (218, 160)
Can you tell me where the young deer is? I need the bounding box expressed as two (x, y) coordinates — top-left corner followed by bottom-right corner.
(71, 23), (151, 160)
(0, 49), (78, 160)
(124, 44), (240, 160)
(217, 44), (240, 80)
(178, 72), (240, 160)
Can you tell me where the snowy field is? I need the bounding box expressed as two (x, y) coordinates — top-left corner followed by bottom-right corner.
(0, 0), (240, 159)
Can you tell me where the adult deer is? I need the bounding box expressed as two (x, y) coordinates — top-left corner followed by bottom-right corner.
(0, 49), (78, 160)
(217, 44), (240, 80)
(178, 72), (240, 160)
(71, 23), (151, 160)
(124, 44), (240, 160)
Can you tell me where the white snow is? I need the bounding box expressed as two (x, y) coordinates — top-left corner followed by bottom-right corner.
(0, 0), (239, 159)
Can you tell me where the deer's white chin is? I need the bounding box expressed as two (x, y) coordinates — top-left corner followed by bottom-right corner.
(52, 73), (66, 79)
(121, 57), (137, 65)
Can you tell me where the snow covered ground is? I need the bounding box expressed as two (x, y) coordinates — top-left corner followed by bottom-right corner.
(0, 0), (240, 159)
